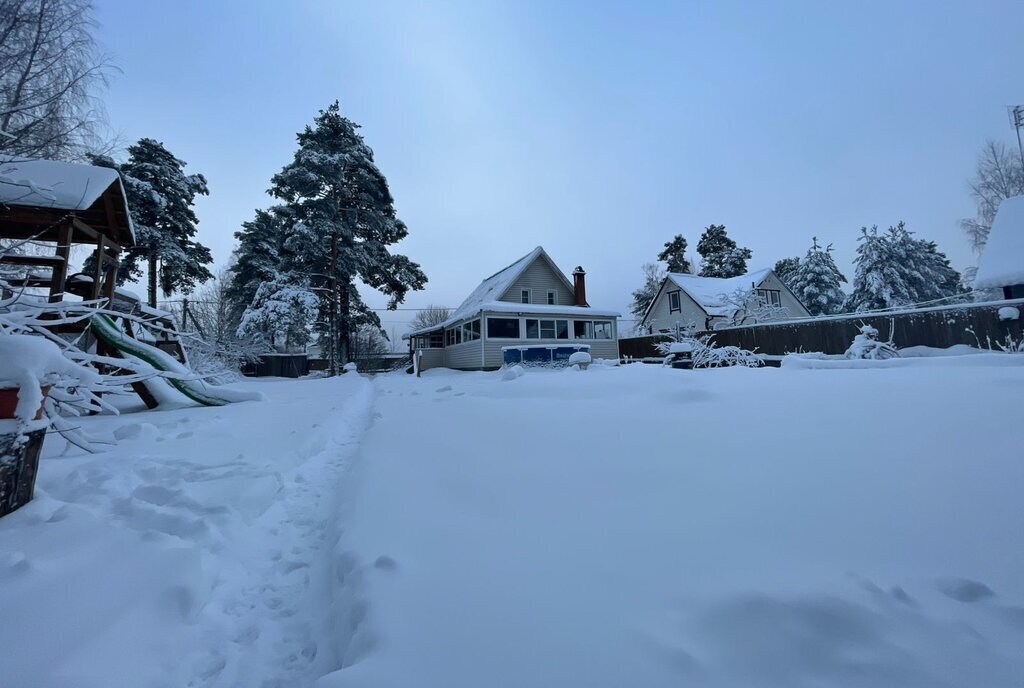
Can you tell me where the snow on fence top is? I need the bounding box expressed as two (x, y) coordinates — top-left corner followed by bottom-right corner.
(0, 156), (120, 211)
(975, 195), (1024, 289)
(664, 268), (772, 316)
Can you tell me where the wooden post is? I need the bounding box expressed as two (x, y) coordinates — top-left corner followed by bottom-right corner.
(48, 219), (74, 303)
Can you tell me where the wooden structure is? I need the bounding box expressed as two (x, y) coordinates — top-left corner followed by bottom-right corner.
(0, 157), (135, 303)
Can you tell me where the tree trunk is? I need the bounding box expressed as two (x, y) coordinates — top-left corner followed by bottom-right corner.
(147, 252), (158, 308)
(339, 277), (351, 366)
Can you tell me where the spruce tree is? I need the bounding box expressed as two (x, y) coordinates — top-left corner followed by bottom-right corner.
(697, 224), (752, 278)
(787, 238), (846, 315)
(91, 140), (212, 306)
(846, 224), (922, 311)
(773, 256), (800, 286)
(269, 101), (427, 369)
(657, 235), (691, 273)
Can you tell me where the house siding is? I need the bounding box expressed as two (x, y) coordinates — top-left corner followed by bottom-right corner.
(644, 280), (708, 333)
(444, 338), (484, 369)
(755, 272), (810, 319)
(499, 258), (575, 306)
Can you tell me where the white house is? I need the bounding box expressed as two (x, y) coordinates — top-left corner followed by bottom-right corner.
(975, 195), (1024, 300)
(405, 247), (620, 371)
(639, 268), (809, 333)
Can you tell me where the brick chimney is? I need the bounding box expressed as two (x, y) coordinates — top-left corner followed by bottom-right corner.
(572, 266), (587, 306)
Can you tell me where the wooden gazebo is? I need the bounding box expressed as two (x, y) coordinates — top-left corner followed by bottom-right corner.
(0, 156), (135, 303)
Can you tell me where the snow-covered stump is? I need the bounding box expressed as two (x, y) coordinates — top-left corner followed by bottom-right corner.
(0, 415), (46, 517)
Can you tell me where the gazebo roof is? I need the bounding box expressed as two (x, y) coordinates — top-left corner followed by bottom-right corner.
(0, 156), (135, 247)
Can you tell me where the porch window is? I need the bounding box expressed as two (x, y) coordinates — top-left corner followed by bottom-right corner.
(669, 290), (681, 313)
(574, 320), (594, 339)
(525, 319), (540, 339)
(520, 289), (530, 304)
(487, 317), (520, 338)
(555, 319), (569, 339)
(593, 321), (612, 339)
(539, 319), (556, 339)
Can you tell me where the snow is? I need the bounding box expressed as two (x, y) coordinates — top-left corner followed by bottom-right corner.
(1, 362), (1023, 687)
(568, 351), (592, 366)
(667, 341), (695, 353)
(665, 268), (773, 316)
(998, 306), (1020, 321)
(0, 157), (135, 240)
(975, 195), (1024, 289)
(0, 335), (98, 422)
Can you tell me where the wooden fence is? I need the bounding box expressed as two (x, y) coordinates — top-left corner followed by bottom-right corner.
(619, 299), (1024, 358)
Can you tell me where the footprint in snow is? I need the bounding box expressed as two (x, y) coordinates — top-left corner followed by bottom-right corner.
(938, 578), (995, 603)
(374, 555), (398, 571)
(435, 385), (453, 393)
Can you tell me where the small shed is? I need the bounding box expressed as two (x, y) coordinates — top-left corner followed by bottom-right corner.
(0, 156), (135, 303)
(975, 195), (1024, 299)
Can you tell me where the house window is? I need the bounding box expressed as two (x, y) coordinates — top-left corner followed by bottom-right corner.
(555, 320), (569, 339)
(468, 319), (481, 340)
(487, 317), (520, 338)
(454, 326), (462, 344)
(525, 319), (540, 339)
(428, 331), (443, 348)
(574, 320), (594, 339)
(520, 289), (531, 304)
(593, 321), (612, 339)
(539, 319), (556, 339)
(669, 290), (681, 313)
(757, 289), (781, 307)
(547, 290), (556, 305)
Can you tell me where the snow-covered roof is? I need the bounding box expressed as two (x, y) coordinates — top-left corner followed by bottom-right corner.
(0, 156), (135, 241)
(406, 246), (595, 337)
(663, 268), (773, 317)
(975, 195), (1024, 290)
(0, 156), (120, 211)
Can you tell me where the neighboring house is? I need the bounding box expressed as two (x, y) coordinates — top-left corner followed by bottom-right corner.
(639, 268), (809, 333)
(404, 246), (620, 371)
(975, 195), (1024, 299)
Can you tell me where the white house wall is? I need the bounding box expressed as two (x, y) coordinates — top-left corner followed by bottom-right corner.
(643, 280), (709, 332)
(500, 257), (575, 306)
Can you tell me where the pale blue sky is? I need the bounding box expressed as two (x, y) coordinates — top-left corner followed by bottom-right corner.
(94, 0), (1024, 334)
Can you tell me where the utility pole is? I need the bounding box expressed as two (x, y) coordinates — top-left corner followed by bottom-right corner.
(1010, 106), (1024, 170)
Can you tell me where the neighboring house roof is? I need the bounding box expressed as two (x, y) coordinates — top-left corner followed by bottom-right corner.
(405, 246), (617, 338)
(0, 156), (136, 243)
(640, 268), (774, 324)
(975, 195), (1024, 290)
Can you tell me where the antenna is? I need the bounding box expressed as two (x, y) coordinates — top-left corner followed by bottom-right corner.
(1007, 106), (1024, 170)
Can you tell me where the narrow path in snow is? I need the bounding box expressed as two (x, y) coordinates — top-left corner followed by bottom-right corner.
(0, 375), (378, 688)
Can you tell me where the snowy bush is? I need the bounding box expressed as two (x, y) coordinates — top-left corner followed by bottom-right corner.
(501, 365), (525, 381)
(844, 323), (899, 360)
(656, 329), (762, 368)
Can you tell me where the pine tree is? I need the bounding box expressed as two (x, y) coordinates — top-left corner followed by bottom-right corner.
(630, 263), (665, 320)
(236, 278), (318, 352)
(773, 257), (800, 286)
(90, 140), (212, 306)
(697, 224), (752, 278)
(226, 205), (295, 319)
(787, 238), (846, 315)
(657, 235), (691, 273)
(845, 225), (913, 311)
(270, 101), (426, 369)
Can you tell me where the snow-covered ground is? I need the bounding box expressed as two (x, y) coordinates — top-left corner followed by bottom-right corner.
(2, 360), (1024, 687)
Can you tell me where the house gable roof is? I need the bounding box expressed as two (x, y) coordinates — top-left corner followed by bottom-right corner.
(640, 268), (775, 324)
(975, 195), (1024, 289)
(406, 246), (609, 338)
